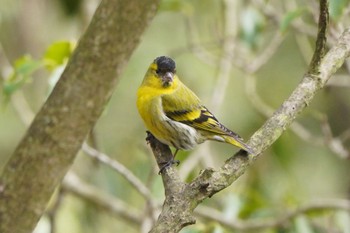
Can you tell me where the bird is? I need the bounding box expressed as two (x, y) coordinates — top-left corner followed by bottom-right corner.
(137, 56), (254, 162)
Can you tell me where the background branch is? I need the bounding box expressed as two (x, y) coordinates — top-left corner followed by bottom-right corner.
(61, 172), (350, 232)
(82, 143), (154, 204)
(62, 172), (143, 226)
(64, 147), (350, 232)
(196, 199), (350, 231)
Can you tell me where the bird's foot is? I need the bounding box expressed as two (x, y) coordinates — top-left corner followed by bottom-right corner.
(145, 131), (180, 174)
(158, 159), (180, 175)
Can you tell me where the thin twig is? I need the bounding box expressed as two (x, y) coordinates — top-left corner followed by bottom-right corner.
(245, 72), (330, 146)
(210, 0), (238, 112)
(195, 199), (350, 231)
(60, 174), (350, 233)
(46, 190), (65, 233)
(62, 172), (143, 226)
(308, 0), (329, 73)
(81, 143), (155, 206)
(182, 16), (217, 66)
(244, 72), (325, 146)
(252, 0), (317, 37)
(245, 33), (285, 74)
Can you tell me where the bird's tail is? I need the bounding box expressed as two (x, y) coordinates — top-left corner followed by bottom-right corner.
(223, 135), (254, 155)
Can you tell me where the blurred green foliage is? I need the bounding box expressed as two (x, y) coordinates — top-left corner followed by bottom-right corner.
(2, 41), (73, 99)
(3, 55), (42, 97)
(280, 8), (306, 33)
(0, 0), (349, 233)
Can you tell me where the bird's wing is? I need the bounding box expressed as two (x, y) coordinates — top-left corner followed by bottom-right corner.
(168, 105), (242, 138)
(162, 82), (242, 138)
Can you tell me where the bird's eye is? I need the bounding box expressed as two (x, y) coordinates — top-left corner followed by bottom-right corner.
(156, 69), (160, 74)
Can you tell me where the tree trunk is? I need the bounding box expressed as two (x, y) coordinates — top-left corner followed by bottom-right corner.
(0, 0), (160, 232)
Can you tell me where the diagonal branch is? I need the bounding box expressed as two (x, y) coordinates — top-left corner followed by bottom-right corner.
(195, 199), (350, 231)
(82, 143), (154, 203)
(148, 1), (350, 232)
(62, 172), (143, 226)
(194, 5), (349, 206)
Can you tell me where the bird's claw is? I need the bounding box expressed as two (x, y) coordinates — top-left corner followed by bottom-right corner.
(158, 159), (180, 175)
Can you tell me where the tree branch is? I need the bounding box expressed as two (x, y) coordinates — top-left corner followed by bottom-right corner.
(148, 1), (350, 232)
(61, 173), (350, 232)
(0, 0), (160, 232)
(82, 143), (154, 204)
(62, 172), (143, 226)
(309, 0), (329, 74)
(195, 199), (350, 231)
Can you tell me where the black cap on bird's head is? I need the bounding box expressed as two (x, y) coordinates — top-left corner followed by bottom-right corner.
(154, 56), (176, 87)
(154, 56), (176, 73)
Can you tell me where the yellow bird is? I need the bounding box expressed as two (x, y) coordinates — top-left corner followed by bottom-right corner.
(137, 56), (253, 158)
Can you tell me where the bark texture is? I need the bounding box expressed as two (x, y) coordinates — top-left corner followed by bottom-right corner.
(0, 0), (159, 232)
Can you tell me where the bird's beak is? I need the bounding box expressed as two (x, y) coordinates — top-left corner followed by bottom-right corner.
(162, 72), (174, 87)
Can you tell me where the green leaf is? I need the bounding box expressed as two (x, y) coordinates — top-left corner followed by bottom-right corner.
(280, 8), (306, 33)
(43, 41), (73, 70)
(13, 55), (42, 78)
(3, 55), (42, 96)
